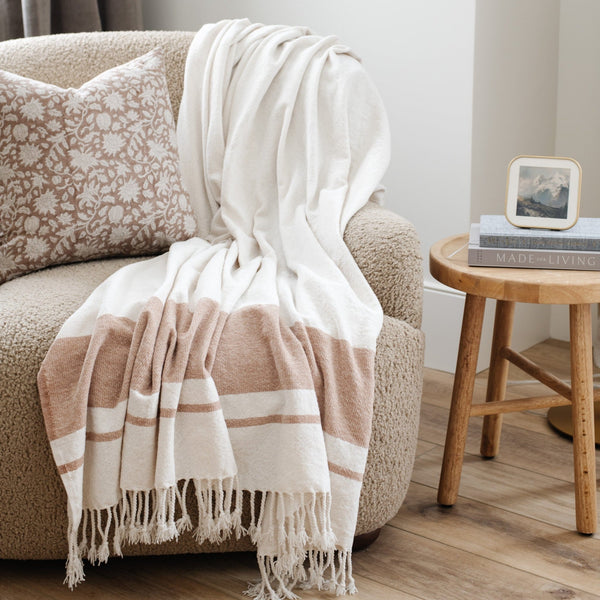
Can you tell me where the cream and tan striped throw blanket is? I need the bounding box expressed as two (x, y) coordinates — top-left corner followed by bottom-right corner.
(38, 19), (389, 599)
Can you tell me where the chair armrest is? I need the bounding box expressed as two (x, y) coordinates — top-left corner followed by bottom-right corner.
(344, 202), (423, 329)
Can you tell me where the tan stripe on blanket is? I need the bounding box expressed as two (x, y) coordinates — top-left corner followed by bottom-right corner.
(210, 304), (314, 394)
(225, 414), (321, 428)
(132, 298), (225, 392)
(39, 313), (138, 441)
(86, 428), (124, 442)
(293, 323), (374, 448)
(42, 301), (373, 448)
(327, 461), (363, 482)
(213, 305), (374, 447)
(38, 335), (91, 442)
(160, 402), (222, 419)
(56, 455), (84, 475)
(86, 412), (319, 439)
(176, 401), (222, 413)
(125, 414), (157, 427)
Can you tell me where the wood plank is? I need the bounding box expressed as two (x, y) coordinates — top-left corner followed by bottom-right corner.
(181, 548), (423, 600)
(392, 482), (600, 595)
(339, 575), (424, 600)
(414, 439), (437, 457)
(422, 367), (489, 406)
(0, 555), (246, 600)
(418, 400), (596, 484)
(411, 445), (592, 531)
(0, 570), (53, 600)
(143, 553), (254, 600)
(422, 367), (559, 437)
(351, 522), (600, 600)
(304, 575), (423, 600)
(499, 406), (565, 435)
(96, 555), (246, 600)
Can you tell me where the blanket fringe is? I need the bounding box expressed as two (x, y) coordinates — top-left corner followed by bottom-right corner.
(64, 518), (85, 589)
(243, 490), (354, 599)
(65, 475), (242, 589)
(65, 483), (355, 599)
(245, 550), (356, 600)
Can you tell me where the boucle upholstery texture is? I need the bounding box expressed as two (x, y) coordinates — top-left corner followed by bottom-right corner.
(0, 30), (195, 121)
(0, 31), (424, 560)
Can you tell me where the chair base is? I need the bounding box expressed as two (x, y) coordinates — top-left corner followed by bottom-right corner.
(352, 528), (382, 552)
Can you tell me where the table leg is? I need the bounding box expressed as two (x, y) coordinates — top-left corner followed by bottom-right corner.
(569, 303), (598, 534)
(480, 300), (515, 458)
(438, 293), (486, 506)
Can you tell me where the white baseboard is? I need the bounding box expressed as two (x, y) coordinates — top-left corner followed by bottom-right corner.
(422, 280), (552, 373)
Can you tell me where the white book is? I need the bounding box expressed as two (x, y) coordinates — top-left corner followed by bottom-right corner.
(479, 214), (600, 251)
(468, 224), (600, 271)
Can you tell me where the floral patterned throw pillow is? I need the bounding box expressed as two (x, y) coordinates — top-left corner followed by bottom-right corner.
(0, 49), (197, 284)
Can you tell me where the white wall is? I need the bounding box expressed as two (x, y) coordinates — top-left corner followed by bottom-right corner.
(555, 0), (600, 221)
(550, 0), (600, 343)
(471, 0), (561, 221)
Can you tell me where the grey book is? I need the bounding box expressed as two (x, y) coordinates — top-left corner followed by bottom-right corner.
(479, 214), (600, 251)
(468, 224), (600, 270)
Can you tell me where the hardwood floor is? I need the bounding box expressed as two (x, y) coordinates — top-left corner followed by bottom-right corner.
(2, 339), (599, 599)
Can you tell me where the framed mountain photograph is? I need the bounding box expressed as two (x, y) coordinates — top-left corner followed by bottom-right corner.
(505, 155), (582, 230)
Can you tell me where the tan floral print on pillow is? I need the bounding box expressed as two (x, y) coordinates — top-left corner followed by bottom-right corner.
(0, 49), (197, 284)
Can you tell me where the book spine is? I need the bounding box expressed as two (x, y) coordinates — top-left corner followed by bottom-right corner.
(479, 233), (600, 251)
(468, 246), (600, 270)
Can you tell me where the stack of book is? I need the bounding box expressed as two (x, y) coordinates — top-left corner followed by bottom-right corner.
(468, 214), (600, 271)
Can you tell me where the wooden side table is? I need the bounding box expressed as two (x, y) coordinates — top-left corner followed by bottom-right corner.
(430, 233), (600, 534)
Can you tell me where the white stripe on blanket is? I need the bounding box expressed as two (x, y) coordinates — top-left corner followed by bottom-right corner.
(38, 18), (390, 599)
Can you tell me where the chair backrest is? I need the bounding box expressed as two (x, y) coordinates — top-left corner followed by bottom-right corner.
(0, 30), (195, 121)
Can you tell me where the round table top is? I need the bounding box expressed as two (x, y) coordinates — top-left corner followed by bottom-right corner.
(430, 233), (600, 304)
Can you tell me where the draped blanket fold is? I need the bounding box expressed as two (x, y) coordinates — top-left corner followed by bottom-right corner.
(37, 19), (390, 599)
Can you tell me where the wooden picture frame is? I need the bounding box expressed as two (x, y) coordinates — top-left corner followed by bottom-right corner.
(505, 155), (582, 230)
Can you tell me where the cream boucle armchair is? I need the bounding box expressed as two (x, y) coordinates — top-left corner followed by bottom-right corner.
(0, 30), (424, 560)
